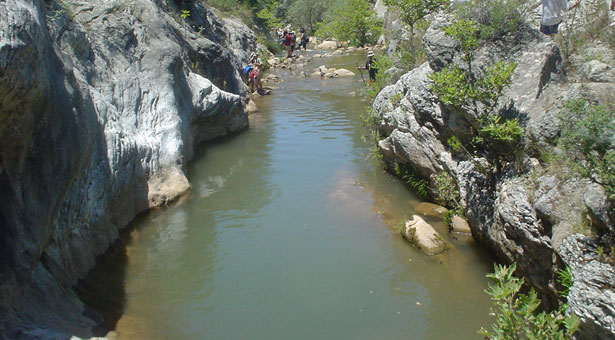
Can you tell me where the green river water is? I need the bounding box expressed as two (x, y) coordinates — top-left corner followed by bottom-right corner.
(80, 52), (495, 340)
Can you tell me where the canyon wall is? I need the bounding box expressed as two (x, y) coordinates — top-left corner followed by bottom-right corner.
(372, 15), (615, 339)
(0, 0), (253, 338)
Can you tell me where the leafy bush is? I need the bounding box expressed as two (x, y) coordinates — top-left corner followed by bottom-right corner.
(430, 19), (523, 174)
(384, 0), (448, 33)
(257, 33), (282, 54)
(287, 0), (329, 33)
(434, 172), (460, 208)
(434, 171), (464, 227)
(453, 0), (527, 41)
(315, 0), (382, 46)
(479, 263), (580, 340)
(442, 19), (479, 63)
(557, 99), (615, 202)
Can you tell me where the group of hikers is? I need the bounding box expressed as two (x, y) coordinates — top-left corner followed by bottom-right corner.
(277, 26), (309, 58)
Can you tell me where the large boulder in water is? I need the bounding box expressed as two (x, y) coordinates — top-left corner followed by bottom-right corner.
(317, 40), (339, 49)
(402, 215), (448, 255)
(334, 69), (356, 77)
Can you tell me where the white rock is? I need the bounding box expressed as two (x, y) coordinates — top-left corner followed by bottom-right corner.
(450, 215), (472, 233)
(317, 40), (338, 49)
(334, 68), (355, 77)
(403, 215), (448, 254)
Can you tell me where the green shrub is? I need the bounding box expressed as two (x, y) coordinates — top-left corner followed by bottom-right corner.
(442, 19), (479, 63)
(430, 18), (522, 174)
(315, 0), (382, 46)
(257, 33), (282, 54)
(479, 263), (580, 340)
(557, 99), (615, 202)
(434, 172), (460, 208)
(453, 0), (527, 41)
(287, 0), (329, 33)
(384, 0), (448, 34)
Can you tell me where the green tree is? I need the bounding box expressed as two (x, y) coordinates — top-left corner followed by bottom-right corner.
(318, 0), (383, 46)
(256, 1), (281, 30)
(480, 263), (580, 340)
(384, 0), (448, 34)
(557, 99), (615, 202)
(287, 0), (329, 33)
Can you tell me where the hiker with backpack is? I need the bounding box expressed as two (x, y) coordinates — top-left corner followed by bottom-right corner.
(283, 30), (293, 58)
(357, 51), (378, 86)
(249, 62), (264, 94)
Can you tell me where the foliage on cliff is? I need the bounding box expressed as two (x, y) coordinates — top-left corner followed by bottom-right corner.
(480, 264), (580, 340)
(556, 99), (615, 203)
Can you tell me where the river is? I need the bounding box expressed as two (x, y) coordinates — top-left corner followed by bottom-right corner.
(78, 51), (495, 339)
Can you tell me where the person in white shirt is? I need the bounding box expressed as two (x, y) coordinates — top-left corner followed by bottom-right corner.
(530, 0), (581, 35)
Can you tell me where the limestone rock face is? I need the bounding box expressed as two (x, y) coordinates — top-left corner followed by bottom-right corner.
(0, 0), (251, 338)
(403, 215), (448, 255)
(371, 14), (615, 337)
(559, 235), (615, 340)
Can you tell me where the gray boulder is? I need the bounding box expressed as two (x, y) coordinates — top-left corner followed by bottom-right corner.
(559, 235), (615, 340)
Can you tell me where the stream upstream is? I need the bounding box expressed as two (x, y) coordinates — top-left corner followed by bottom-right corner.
(80, 52), (495, 339)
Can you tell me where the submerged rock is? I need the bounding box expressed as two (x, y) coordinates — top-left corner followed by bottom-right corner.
(415, 202), (447, 217)
(450, 215), (471, 234)
(402, 215), (448, 255)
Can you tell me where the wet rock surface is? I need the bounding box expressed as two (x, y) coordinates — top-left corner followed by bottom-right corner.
(0, 0), (251, 338)
(403, 215), (448, 255)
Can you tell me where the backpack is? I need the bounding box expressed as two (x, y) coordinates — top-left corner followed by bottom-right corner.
(284, 34), (292, 45)
(243, 65), (253, 77)
(249, 68), (260, 79)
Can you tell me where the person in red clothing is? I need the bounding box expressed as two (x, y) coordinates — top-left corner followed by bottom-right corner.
(283, 30), (293, 58)
(249, 62), (264, 94)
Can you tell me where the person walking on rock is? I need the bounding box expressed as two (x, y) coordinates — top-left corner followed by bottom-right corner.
(531, 0), (580, 35)
(357, 51), (378, 86)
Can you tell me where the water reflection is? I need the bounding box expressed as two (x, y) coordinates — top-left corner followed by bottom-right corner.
(80, 51), (495, 340)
